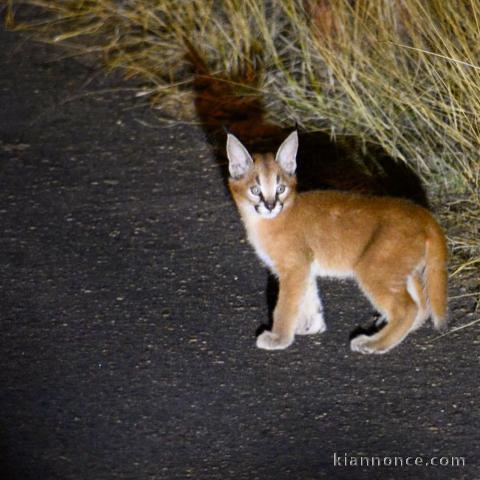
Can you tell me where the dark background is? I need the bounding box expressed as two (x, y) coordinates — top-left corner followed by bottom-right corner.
(0, 28), (478, 480)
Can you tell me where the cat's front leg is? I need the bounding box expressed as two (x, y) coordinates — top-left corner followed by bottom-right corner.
(296, 274), (326, 335)
(257, 267), (309, 350)
(256, 331), (293, 350)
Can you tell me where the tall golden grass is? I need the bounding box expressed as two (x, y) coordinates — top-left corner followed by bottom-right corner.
(6, 0), (480, 284)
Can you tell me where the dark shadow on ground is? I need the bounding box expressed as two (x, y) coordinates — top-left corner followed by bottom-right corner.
(186, 44), (428, 207)
(255, 273), (279, 337)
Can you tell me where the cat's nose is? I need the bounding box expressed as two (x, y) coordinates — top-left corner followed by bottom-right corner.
(265, 201), (275, 211)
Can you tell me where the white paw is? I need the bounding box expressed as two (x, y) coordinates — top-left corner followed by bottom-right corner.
(296, 312), (327, 335)
(350, 334), (380, 355)
(256, 331), (293, 350)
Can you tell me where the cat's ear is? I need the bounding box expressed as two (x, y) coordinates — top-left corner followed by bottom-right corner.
(226, 134), (253, 179)
(275, 130), (298, 175)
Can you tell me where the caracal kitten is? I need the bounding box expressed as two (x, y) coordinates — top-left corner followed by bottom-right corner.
(226, 131), (448, 354)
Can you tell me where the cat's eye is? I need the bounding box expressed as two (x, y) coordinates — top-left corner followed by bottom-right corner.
(250, 185), (261, 196)
(276, 184), (286, 194)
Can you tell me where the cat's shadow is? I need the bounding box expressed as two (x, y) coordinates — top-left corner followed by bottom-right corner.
(186, 50), (429, 340)
(255, 274), (278, 337)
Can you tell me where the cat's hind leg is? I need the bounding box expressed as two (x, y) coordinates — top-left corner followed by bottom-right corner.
(350, 231), (425, 354)
(352, 265), (418, 354)
(407, 271), (429, 331)
(296, 273), (326, 335)
(351, 285), (417, 354)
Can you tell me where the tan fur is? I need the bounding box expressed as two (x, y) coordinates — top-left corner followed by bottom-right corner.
(227, 132), (448, 354)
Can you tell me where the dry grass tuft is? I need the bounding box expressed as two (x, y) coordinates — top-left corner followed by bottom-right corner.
(5, 0), (480, 298)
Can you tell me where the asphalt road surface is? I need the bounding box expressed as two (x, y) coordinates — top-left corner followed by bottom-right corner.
(1, 28), (478, 480)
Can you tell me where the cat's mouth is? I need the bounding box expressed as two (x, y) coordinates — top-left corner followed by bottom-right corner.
(254, 201), (283, 219)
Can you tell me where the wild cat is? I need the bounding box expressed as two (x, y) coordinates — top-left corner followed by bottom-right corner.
(226, 131), (448, 354)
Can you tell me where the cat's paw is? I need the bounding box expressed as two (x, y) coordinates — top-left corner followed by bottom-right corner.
(350, 335), (387, 355)
(256, 331), (293, 350)
(296, 312), (326, 335)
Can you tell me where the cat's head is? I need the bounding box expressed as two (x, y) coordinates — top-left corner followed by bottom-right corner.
(226, 131), (298, 220)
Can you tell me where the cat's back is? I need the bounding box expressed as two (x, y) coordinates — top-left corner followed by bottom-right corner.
(296, 189), (430, 217)
(292, 189), (439, 235)
(286, 189), (442, 272)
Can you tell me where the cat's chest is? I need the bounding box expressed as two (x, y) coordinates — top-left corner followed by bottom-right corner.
(247, 228), (277, 273)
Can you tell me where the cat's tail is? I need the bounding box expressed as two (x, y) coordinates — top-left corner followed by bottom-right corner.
(424, 221), (448, 330)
